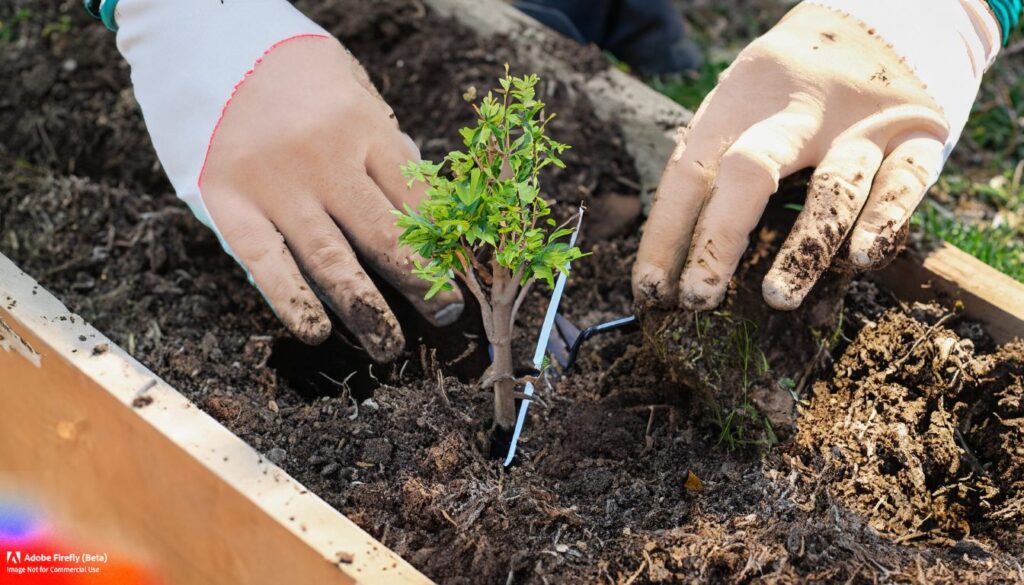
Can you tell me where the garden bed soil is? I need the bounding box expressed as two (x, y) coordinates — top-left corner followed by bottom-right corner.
(2, 1), (1023, 583)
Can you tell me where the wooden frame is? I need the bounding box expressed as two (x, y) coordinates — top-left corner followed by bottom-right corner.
(0, 255), (429, 585)
(873, 242), (1024, 344)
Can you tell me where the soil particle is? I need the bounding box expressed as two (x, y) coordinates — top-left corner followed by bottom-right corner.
(361, 437), (393, 464)
(131, 396), (154, 409)
(205, 396), (242, 421)
(267, 448), (288, 465)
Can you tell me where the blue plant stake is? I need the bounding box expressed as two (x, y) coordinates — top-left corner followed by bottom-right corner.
(504, 206), (585, 466)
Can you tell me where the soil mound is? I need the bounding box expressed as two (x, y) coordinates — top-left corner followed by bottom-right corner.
(798, 304), (1024, 543)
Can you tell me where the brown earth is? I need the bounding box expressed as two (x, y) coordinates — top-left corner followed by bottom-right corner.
(2, 1), (1023, 583)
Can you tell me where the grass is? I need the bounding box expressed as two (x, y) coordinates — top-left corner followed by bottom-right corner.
(0, 8), (33, 43)
(648, 60), (730, 111)
(914, 199), (1024, 281)
(687, 311), (778, 451)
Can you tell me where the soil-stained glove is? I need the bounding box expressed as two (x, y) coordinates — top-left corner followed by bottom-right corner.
(113, 0), (463, 361)
(633, 0), (1002, 311)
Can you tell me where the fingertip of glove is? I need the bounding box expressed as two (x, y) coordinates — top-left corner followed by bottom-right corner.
(433, 303), (464, 327)
(291, 310), (333, 346)
(678, 281), (725, 312)
(367, 328), (406, 364)
(847, 231), (878, 270)
(848, 225), (909, 271)
(848, 248), (875, 271)
(762, 276), (803, 311)
(632, 264), (675, 310)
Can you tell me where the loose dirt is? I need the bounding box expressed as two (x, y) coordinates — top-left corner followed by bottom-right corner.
(2, 1), (1022, 583)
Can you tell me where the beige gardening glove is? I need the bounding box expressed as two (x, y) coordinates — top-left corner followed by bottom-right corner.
(633, 0), (1002, 311)
(113, 0), (463, 361)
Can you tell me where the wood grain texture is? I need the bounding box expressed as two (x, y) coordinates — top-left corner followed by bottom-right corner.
(874, 242), (1024, 344)
(0, 255), (430, 585)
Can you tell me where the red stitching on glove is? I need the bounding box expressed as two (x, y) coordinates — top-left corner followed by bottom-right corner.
(198, 33), (332, 191)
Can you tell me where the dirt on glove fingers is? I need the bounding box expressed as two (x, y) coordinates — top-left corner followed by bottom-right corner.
(641, 177), (852, 441)
(285, 288), (333, 346)
(856, 220), (911, 269)
(339, 293), (405, 363)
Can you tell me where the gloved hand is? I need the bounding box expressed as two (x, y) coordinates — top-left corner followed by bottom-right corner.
(113, 0), (462, 361)
(633, 0), (1002, 311)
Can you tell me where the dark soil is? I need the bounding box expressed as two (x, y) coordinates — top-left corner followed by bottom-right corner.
(2, 1), (1023, 583)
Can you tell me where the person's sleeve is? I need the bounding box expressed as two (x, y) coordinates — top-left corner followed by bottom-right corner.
(986, 0), (1022, 44)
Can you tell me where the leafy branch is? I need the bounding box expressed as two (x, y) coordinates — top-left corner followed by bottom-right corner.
(394, 66), (584, 432)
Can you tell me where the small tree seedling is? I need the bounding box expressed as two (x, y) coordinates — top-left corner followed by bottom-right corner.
(395, 67), (583, 436)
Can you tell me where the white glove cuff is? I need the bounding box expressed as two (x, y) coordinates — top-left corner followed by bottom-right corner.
(113, 0), (330, 234)
(806, 0), (1001, 158)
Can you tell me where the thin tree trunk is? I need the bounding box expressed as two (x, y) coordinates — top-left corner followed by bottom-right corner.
(489, 264), (518, 432)
(490, 299), (517, 431)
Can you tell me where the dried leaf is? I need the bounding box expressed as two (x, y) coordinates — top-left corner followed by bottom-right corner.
(684, 470), (703, 493)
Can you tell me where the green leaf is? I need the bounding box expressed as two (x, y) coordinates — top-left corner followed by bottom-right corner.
(517, 182), (538, 204)
(395, 70), (582, 319)
(425, 278), (453, 300)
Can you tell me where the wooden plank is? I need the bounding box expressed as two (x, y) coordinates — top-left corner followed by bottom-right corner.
(0, 255), (431, 585)
(874, 242), (1024, 344)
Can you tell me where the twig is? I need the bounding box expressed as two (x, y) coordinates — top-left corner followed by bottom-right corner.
(368, 364), (392, 390)
(319, 371), (356, 388)
(398, 360), (410, 380)
(439, 507), (459, 529)
(444, 341), (479, 367)
(551, 210), (583, 235)
(320, 371), (357, 416)
(890, 313), (955, 370)
(954, 427), (991, 481)
(455, 265), (493, 338)
(642, 406), (657, 453)
(794, 342), (828, 399)
(622, 559), (647, 585)
(462, 245), (493, 285)
(510, 276), (535, 328)
(437, 370), (472, 423)
(436, 370), (453, 408)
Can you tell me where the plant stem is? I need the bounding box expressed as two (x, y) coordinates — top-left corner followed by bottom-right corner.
(491, 301), (517, 431)
(454, 261), (493, 340)
(489, 263), (519, 431)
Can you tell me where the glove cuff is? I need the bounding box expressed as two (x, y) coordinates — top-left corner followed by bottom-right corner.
(113, 0), (330, 234)
(986, 0), (1022, 44)
(805, 0), (1001, 158)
